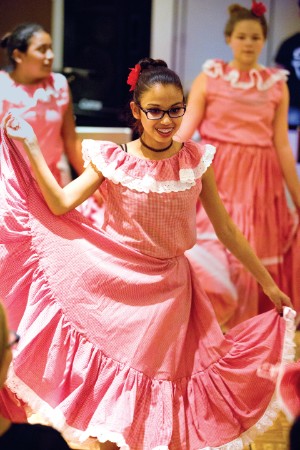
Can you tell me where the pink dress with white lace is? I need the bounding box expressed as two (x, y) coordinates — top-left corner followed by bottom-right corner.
(0, 130), (296, 450)
(185, 59), (300, 329)
(0, 71), (70, 184)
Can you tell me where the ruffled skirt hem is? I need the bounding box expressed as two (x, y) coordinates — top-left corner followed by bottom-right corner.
(5, 308), (296, 450)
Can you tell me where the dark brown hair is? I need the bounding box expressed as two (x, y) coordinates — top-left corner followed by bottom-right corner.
(224, 3), (268, 39)
(0, 23), (46, 67)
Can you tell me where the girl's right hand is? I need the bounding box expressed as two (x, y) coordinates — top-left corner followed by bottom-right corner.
(3, 112), (37, 144)
(262, 283), (293, 315)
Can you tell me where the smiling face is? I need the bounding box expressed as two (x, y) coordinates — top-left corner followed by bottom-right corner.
(13, 30), (54, 83)
(227, 19), (265, 70)
(131, 83), (185, 147)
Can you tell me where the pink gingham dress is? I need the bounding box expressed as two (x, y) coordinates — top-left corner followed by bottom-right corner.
(0, 71), (70, 184)
(186, 59), (300, 329)
(0, 131), (296, 450)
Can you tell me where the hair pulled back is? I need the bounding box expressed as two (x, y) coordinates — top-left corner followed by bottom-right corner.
(132, 57), (184, 104)
(224, 3), (268, 39)
(0, 22), (45, 67)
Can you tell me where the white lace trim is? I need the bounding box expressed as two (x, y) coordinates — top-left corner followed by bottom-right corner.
(5, 308), (295, 450)
(198, 307), (296, 450)
(82, 141), (216, 193)
(6, 368), (130, 449)
(203, 59), (289, 91)
(0, 72), (68, 114)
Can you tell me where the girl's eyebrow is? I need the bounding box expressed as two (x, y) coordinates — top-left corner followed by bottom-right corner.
(145, 101), (184, 107)
(236, 32), (261, 36)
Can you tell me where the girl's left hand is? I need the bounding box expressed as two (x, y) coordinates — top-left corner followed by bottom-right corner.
(3, 112), (37, 144)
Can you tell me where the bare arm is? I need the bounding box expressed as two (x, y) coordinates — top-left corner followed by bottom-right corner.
(273, 82), (300, 210)
(61, 90), (104, 206)
(61, 89), (85, 176)
(4, 114), (104, 215)
(174, 72), (207, 142)
(200, 167), (293, 312)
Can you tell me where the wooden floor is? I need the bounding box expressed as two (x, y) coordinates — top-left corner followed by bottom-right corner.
(67, 332), (300, 450)
(250, 412), (291, 450)
(69, 441), (100, 449)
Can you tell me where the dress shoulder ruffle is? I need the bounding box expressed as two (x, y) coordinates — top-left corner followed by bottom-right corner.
(81, 139), (216, 193)
(0, 71), (69, 110)
(203, 58), (289, 91)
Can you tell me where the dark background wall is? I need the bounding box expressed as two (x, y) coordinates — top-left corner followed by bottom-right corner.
(0, 0), (151, 127)
(63, 0), (152, 126)
(0, 0), (52, 68)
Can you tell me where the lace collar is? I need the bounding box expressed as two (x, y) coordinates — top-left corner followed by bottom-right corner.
(203, 59), (289, 91)
(82, 140), (216, 194)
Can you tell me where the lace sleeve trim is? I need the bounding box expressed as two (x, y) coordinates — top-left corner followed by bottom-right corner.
(82, 140), (216, 193)
(203, 59), (289, 91)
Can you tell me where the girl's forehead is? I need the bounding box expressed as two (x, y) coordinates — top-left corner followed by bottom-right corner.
(141, 84), (183, 104)
(29, 31), (52, 46)
(233, 20), (264, 34)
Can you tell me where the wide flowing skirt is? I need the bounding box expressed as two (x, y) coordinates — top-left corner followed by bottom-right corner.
(0, 130), (296, 450)
(186, 138), (300, 329)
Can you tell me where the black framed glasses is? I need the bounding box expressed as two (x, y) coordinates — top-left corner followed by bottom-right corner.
(6, 330), (20, 349)
(137, 103), (186, 120)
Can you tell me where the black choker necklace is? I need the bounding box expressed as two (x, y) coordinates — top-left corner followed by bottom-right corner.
(140, 136), (173, 152)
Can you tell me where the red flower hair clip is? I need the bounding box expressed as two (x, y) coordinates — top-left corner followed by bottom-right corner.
(251, 1), (267, 16)
(127, 64), (141, 92)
